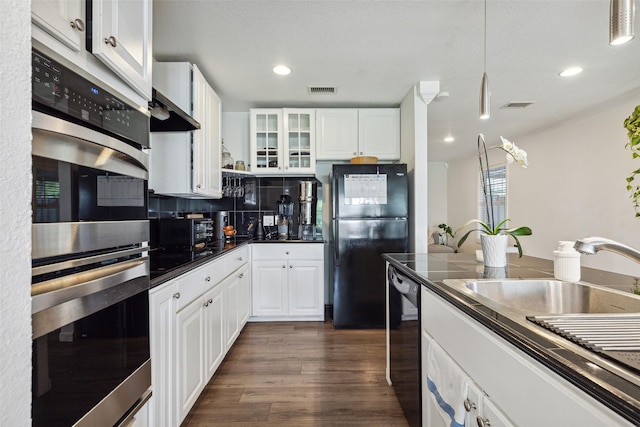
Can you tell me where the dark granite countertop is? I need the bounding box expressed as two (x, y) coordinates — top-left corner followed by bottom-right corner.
(383, 252), (640, 424)
(250, 237), (326, 244)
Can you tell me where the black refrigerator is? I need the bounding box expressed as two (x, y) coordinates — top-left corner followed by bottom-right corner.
(332, 163), (408, 328)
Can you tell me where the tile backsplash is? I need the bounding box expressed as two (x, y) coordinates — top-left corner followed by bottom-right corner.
(149, 175), (322, 238)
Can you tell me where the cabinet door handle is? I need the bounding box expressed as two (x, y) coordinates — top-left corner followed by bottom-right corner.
(464, 399), (476, 412)
(205, 276), (211, 282)
(209, 298), (213, 304)
(173, 292), (181, 299)
(204, 300), (209, 307)
(282, 265), (286, 269)
(476, 416), (491, 427)
(104, 36), (117, 47)
(289, 265), (293, 268)
(353, 152), (357, 155)
(70, 18), (85, 32)
(238, 273), (244, 278)
(285, 251), (290, 255)
(238, 257), (243, 261)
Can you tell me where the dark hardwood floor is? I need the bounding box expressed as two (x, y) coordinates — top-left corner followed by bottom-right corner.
(182, 321), (409, 426)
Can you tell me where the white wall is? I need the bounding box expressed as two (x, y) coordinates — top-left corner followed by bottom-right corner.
(1, 0), (33, 424)
(448, 89), (640, 277)
(221, 112), (250, 168)
(428, 162), (448, 240)
(400, 86), (430, 253)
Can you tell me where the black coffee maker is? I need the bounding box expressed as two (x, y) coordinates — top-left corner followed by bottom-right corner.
(276, 194), (293, 239)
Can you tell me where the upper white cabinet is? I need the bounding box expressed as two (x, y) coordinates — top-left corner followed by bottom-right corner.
(89, 0), (153, 100)
(193, 66), (222, 197)
(32, 0), (85, 52)
(250, 109), (316, 175)
(316, 108), (400, 161)
(150, 63), (222, 199)
(31, 0), (152, 104)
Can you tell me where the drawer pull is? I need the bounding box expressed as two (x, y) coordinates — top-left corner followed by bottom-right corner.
(238, 273), (244, 278)
(238, 257), (243, 261)
(285, 251), (290, 255)
(173, 292), (181, 299)
(464, 399), (476, 412)
(70, 18), (85, 32)
(477, 416), (491, 427)
(104, 36), (117, 47)
(205, 276), (211, 282)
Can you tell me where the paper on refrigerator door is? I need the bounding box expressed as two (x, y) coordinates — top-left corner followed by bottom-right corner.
(343, 174), (387, 205)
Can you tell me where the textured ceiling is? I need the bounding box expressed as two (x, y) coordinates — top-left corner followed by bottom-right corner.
(153, 0), (640, 162)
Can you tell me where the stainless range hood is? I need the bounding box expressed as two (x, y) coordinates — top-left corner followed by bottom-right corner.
(149, 88), (201, 132)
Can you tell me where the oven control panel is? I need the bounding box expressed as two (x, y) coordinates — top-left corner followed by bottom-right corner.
(31, 49), (149, 148)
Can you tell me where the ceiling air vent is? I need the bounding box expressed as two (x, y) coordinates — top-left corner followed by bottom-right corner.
(307, 86), (337, 95)
(500, 101), (534, 109)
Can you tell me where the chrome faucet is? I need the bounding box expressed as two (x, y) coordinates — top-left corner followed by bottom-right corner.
(574, 237), (640, 263)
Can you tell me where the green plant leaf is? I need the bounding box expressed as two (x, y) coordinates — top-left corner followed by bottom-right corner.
(506, 226), (532, 236)
(493, 218), (510, 234)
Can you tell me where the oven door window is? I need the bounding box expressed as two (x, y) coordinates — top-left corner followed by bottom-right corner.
(32, 289), (149, 427)
(33, 156), (148, 223)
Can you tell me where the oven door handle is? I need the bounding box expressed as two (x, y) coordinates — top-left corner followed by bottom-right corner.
(32, 245), (148, 277)
(32, 257), (149, 314)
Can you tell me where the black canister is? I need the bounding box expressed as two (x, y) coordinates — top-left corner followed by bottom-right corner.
(213, 211), (229, 240)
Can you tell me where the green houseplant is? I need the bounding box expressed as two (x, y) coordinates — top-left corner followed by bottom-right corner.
(455, 218), (532, 258)
(624, 105), (640, 216)
(437, 223), (455, 245)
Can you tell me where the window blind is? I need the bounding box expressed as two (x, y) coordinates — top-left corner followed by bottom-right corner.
(477, 165), (506, 230)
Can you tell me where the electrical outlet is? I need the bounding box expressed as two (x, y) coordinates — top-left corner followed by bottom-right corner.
(263, 215), (275, 226)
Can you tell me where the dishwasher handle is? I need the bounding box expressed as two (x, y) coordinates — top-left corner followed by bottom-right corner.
(388, 266), (419, 307)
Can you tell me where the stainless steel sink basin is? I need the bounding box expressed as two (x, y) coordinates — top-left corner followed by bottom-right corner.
(442, 279), (640, 314)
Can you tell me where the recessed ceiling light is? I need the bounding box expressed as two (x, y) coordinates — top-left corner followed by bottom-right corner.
(273, 65), (291, 76)
(559, 67), (583, 77)
(444, 136), (455, 143)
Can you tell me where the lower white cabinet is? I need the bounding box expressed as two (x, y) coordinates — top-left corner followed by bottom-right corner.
(250, 243), (324, 321)
(420, 287), (632, 427)
(149, 246), (250, 427)
(176, 278), (225, 420)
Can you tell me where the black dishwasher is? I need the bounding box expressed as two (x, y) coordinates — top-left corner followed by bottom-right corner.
(388, 265), (421, 426)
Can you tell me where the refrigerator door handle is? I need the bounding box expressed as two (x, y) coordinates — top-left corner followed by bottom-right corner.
(333, 220), (339, 264)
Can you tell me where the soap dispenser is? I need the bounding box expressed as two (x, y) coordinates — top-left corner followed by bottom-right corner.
(553, 241), (581, 282)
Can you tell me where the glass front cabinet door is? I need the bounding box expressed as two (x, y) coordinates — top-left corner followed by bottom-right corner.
(250, 109), (315, 175)
(251, 109), (282, 173)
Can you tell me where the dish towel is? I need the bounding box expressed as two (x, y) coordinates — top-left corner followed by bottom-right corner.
(426, 340), (470, 427)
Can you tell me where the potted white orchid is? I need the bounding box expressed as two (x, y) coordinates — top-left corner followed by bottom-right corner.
(455, 218), (532, 258)
(456, 135), (532, 266)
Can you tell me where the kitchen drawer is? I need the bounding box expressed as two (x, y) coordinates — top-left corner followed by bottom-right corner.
(175, 259), (225, 311)
(224, 246), (249, 276)
(251, 243), (323, 261)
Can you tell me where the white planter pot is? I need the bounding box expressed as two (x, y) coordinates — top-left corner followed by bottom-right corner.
(480, 234), (508, 267)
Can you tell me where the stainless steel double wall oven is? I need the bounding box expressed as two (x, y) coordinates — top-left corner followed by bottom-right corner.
(31, 47), (151, 427)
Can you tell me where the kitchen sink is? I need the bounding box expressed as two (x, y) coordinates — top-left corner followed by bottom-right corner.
(442, 278), (640, 314)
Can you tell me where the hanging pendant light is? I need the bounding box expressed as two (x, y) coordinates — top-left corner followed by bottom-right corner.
(610, 0), (635, 45)
(480, 72), (490, 120)
(479, 0), (490, 119)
